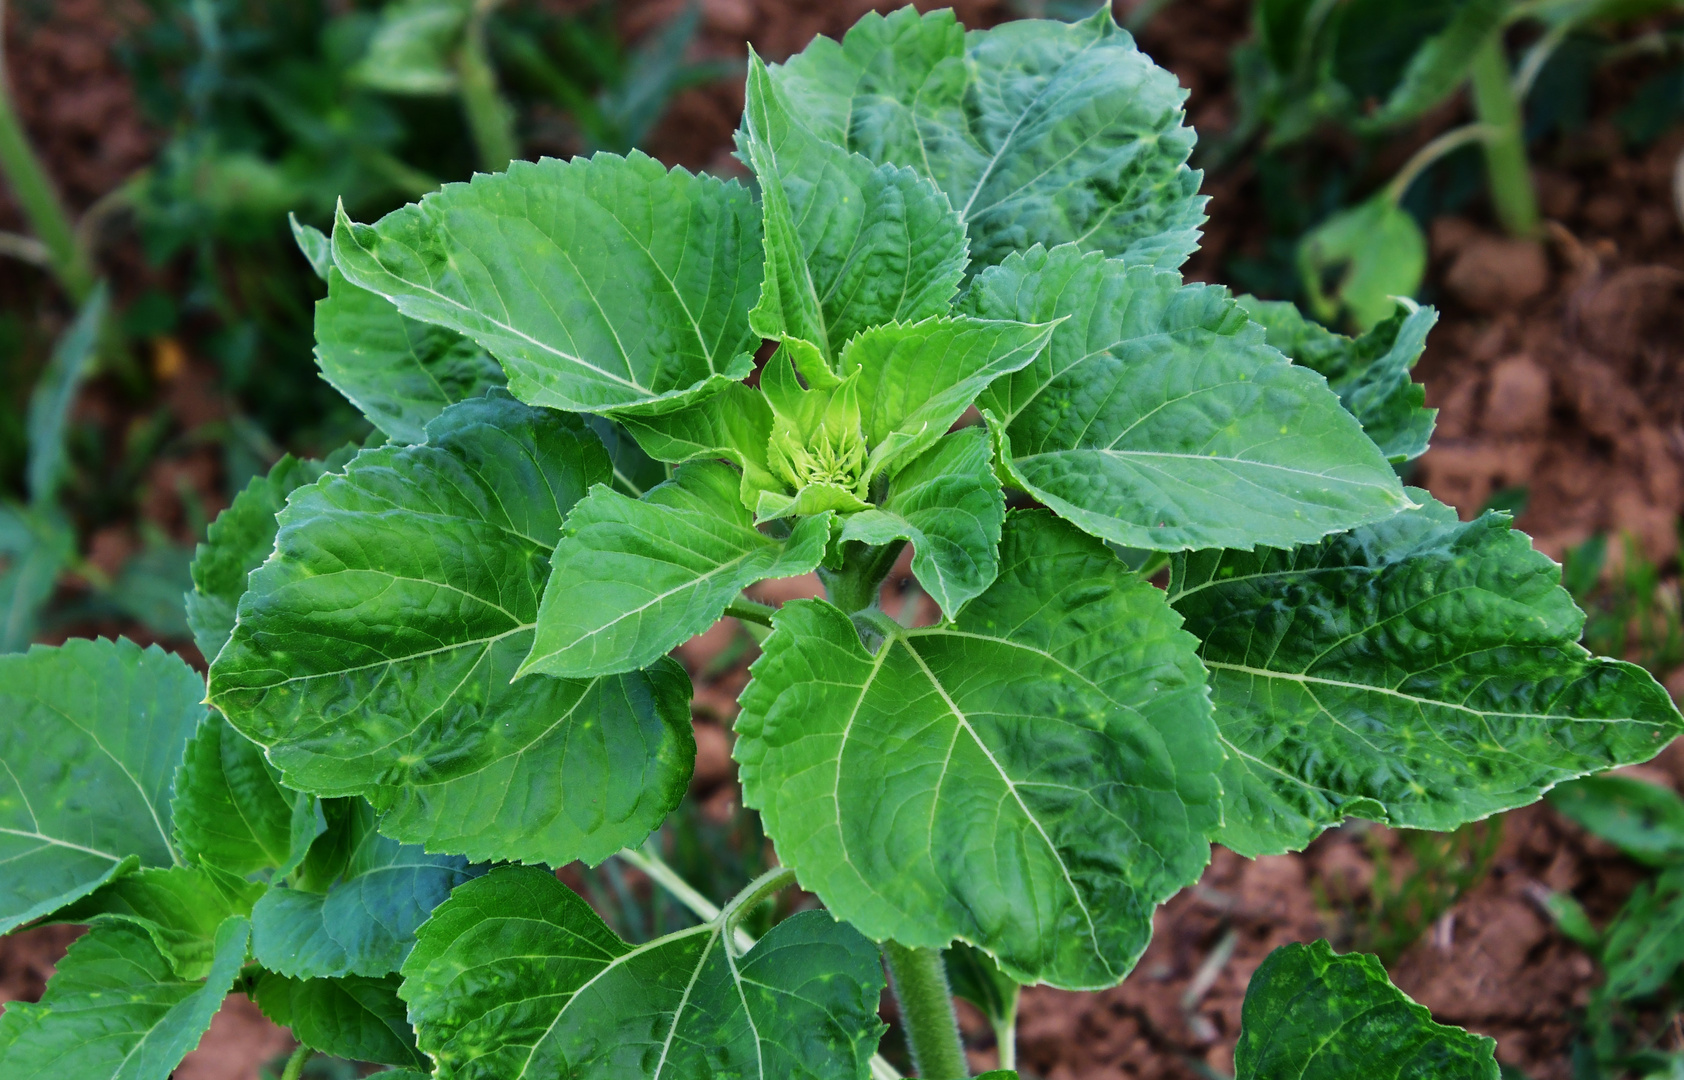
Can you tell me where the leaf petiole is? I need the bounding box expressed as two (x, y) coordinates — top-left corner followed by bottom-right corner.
(278, 1044), (313, 1080)
(724, 596), (776, 627)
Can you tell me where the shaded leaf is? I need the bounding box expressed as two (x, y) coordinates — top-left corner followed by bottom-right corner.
(1234, 940), (1498, 1079)
(0, 638), (204, 934)
(736, 511), (1222, 989)
(209, 393), (695, 866)
(945, 941), (1019, 1039)
(0, 502), (73, 653)
(1362, 0), (1508, 128)
(773, 6), (1204, 273)
(27, 283), (107, 503)
(331, 153), (762, 415)
(1600, 866), (1684, 1000)
(522, 461), (833, 679)
(52, 864), (263, 980)
(0, 917), (250, 1080)
(968, 245), (1408, 551)
(252, 971), (426, 1068)
(173, 714), (319, 880)
(401, 865), (886, 1080)
(1238, 295), (1437, 463)
(1547, 775), (1684, 867)
(1170, 495), (1684, 856)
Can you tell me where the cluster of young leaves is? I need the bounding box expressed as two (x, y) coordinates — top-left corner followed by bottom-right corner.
(2, 6), (1681, 1078)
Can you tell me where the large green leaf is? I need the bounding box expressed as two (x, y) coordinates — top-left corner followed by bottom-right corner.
(0, 917), (250, 1080)
(172, 715), (319, 879)
(741, 52), (967, 362)
(842, 315), (1054, 477)
(400, 865), (887, 1080)
(1237, 296), (1437, 463)
(1600, 866), (1684, 1001)
(252, 971), (426, 1068)
(315, 268), (505, 445)
(968, 245), (1408, 551)
(330, 153), (763, 415)
(772, 6), (1204, 273)
(1170, 495), (1684, 856)
(250, 798), (476, 979)
(521, 461), (833, 679)
(840, 425), (1004, 619)
(1234, 940), (1499, 1079)
(53, 865), (263, 980)
(736, 511), (1221, 989)
(0, 638), (204, 934)
(209, 393), (695, 866)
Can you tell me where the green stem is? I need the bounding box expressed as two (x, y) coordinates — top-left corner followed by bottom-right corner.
(818, 540), (906, 615)
(719, 864), (796, 936)
(0, 0), (92, 300)
(1383, 123), (1499, 207)
(883, 942), (968, 1080)
(279, 1044), (313, 1080)
(457, 0), (517, 172)
(724, 596), (776, 627)
(994, 989), (1019, 1072)
(1468, 34), (1539, 238)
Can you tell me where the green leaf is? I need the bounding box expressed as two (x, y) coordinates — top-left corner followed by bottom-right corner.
(1362, 0), (1508, 128)
(522, 461), (833, 679)
(1600, 866), (1684, 1000)
(841, 315), (1054, 478)
(968, 245), (1408, 551)
(350, 0), (468, 95)
(52, 865), (264, 980)
(741, 52), (967, 362)
(251, 971), (426, 1069)
(616, 382), (780, 510)
(1170, 495), (1684, 856)
(330, 153), (763, 416)
(1299, 196), (1427, 332)
(315, 268), (506, 445)
(1234, 940), (1499, 1079)
(0, 638), (205, 934)
(840, 426), (1004, 619)
(27, 282), (107, 503)
(0, 502), (73, 652)
(173, 714), (319, 879)
(290, 214), (333, 281)
(1237, 295), (1437, 463)
(251, 800), (476, 979)
(944, 940), (1019, 1039)
(585, 415), (668, 498)
(400, 865), (887, 1079)
(1547, 775), (1684, 867)
(772, 6), (1205, 273)
(736, 511), (1222, 989)
(0, 916), (251, 1080)
(209, 393), (696, 866)
(187, 453), (335, 663)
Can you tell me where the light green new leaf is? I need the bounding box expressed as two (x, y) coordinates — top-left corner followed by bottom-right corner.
(0, 638), (204, 934)
(741, 52), (967, 362)
(841, 315), (1054, 477)
(968, 245), (1408, 551)
(53, 865), (263, 980)
(1600, 866), (1684, 1000)
(252, 972), (425, 1068)
(209, 393), (695, 866)
(1547, 775), (1684, 868)
(1299, 196), (1427, 332)
(330, 153), (763, 415)
(187, 453), (342, 663)
(251, 800), (475, 979)
(616, 382), (780, 510)
(1234, 940), (1498, 1079)
(1170, 495), (1684, 856)
(401, 865), (887, 1080)
(0, 917), (250, 1080)
(290, 215), (333, 280)
(1238, 296), (1437, 463)
(522, 461), (833, 679)
(773, 6), (1205, 273)
(0, 502), (73, 652)
(840, 426), (1004, 619)
(315, 268), (505, 445)
(173, 715), (318, 879)
(736, 511), (1222, 989)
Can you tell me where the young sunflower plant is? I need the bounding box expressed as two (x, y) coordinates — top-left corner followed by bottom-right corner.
(1, 7), (1679, 1079)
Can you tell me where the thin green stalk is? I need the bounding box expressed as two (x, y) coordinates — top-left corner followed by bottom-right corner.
(993, 989), (1019, 1072)
(278, 1044), (313, 1080)
(0, 0), (92, 299)
(1468, 34), (1540, 237)
(1383, 123), (1499, 206)
(458, 0), (518, 172)
(724, 596), (776, 627)
(882, 941), (968, 1080)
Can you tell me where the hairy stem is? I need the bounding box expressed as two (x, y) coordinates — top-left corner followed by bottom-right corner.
(279, 1044), (313, 1080)
(724, 596), (776, 627)
(458, 0), (518, 172)
(0, 0), (92, 299)
(819, 540), (906, 615)
(883, 941), (968, 1080)
(1468, 35), (1540, 237)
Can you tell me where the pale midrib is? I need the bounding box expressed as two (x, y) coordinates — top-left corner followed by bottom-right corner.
(0, 825), (123, 862)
